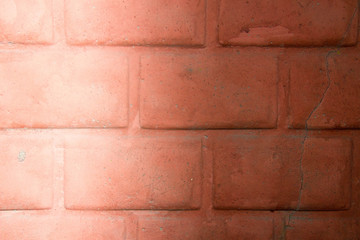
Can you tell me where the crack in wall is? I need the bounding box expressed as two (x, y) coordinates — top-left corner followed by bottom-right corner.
(281, 5), (358, 239)
(295, 49), (334, 210)
(296, 3), (358, 209)
(299, 1), (358, 208)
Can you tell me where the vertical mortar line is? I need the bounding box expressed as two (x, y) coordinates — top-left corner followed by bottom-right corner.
(349, 138), (354, 210)
(203, 0), (208, 47)
(208, 135), (216, 221)
(280, 214), (288, 240)
(275, 52), (281, 129)
(54, 145), (65, 211)
(123, 213), (127, 240)
(135, 213), (140, 240)
(200, 135), (208, 215)
(295, 131), (307, 211)
(272, 216), (276, 240)
(277, 48), (291, 130)
(132, 51), (142, 132)
(53, 0), (67, 45)
(358, 0), (360, 41)
(198, 133), (213, 224)
(126, 49), (131, 131)
(286, 63), (292, 130)
(205, 0), (220, 48)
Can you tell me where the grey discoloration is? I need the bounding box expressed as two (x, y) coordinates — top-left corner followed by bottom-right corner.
(18, 150), (26, 162)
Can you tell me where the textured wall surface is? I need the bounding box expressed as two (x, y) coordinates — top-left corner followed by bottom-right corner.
(0, 0), (359, 239)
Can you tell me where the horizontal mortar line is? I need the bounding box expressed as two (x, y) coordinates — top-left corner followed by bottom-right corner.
(2, 42), (357, 50)
(59, 208), (203, 212)
(288, 128), (360, 131)
(0, 208), (352, 212)
(1, 127), (359, 131)
(212, 208), (352, 212)
(0, 127), (276, 131)
(219, 43), (359, 49)
(0, 42), (209, 49)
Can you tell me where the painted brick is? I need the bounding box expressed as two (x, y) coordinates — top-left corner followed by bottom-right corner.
(288, 49), (360, 129)
(213, 135), (302, 210)
(0, 0), (53, 44)
(285, 215), (357, 240)
(138, 215), (202, 240)
(0, 49), (128, 128)
(0, 213), (125, 240)
(299, 137), (352, 210)
(0, 131), (53, 210)
(64, 133), (202, 210)
(203, 213), (274, 240)
(140, 50), (278, 129)
(65, 0), (205, 46)
(219, 0), (358, 46)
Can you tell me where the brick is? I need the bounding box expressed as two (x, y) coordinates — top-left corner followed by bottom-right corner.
(0, 131), (53, 210)
(138, 215), (202, 240)
(64, 133), (202, 210)
(299, 137), (352, 210)
(203, 213), (274, 240)
(213, 135), (302, 210)
(288, 49), (360, 129)
(213, 135), (352, 210)
(0, 49), (128, 128)
(65, 0), (205, 46)
(0, 0), (53, 44)
(285, 215), (357, 240)
(140, 50), (278, 129)
(0, 213), (125, 240)
(219, 0), (358, 46)
(138, 213), (275, 240)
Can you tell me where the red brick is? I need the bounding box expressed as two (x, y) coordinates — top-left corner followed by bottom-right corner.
(285, 215), (358, 240)
(0, 131), (53, 210)
(0, 49), (128, 128)
(65, 0), (205, 46)
(299, 137), (352, 210)
(140, 50), (278, 129)
(138, 215), (202, 240)
(0, 213), (125, 240)
(138, 213), (275, 240)
(288, 49), (360, 129)
(203, 213), (274, 240)
(213, 135), (302, 210)
(219, 0), (358, 46)
(64, 133), (202, 210)
(0, 0), (53, 44)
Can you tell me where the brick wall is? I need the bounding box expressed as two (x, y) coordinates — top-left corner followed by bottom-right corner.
(0, 0), (359, 239)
